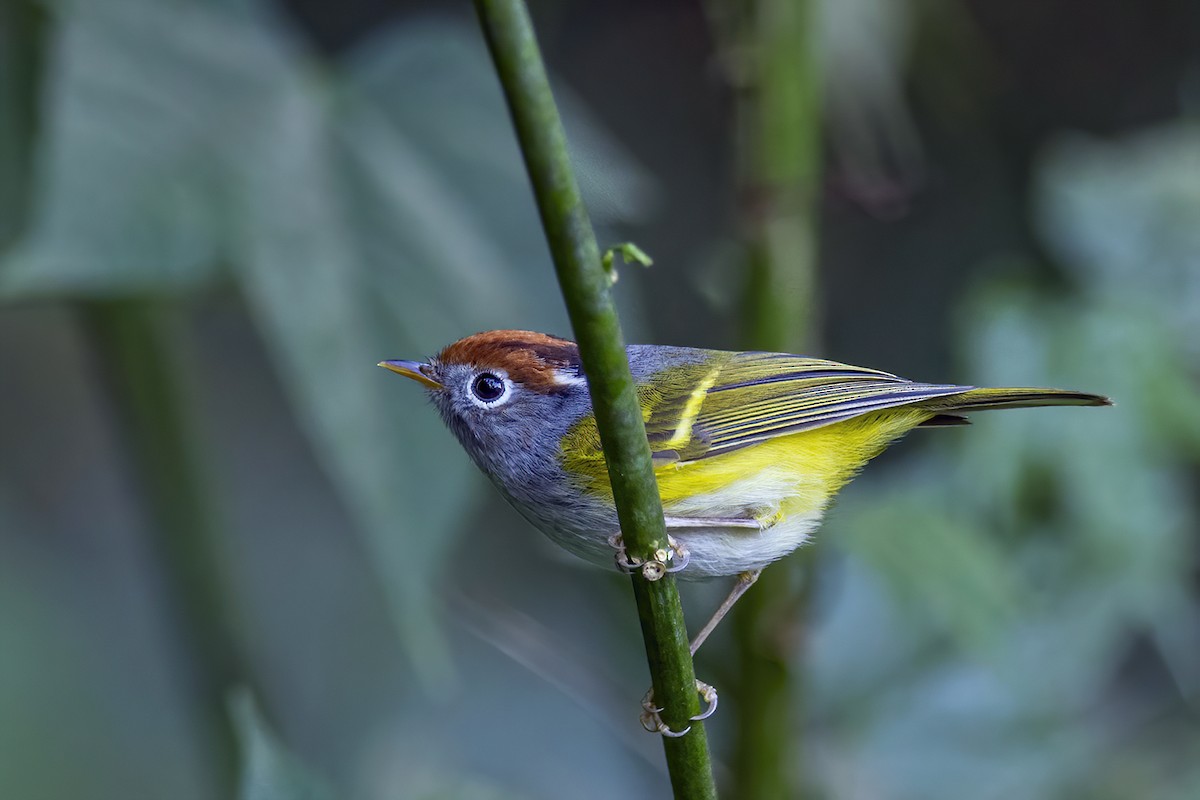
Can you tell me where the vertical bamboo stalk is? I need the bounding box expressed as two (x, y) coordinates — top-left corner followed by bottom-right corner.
(82, 300), (243, 795)
(471, 2), (718, 796)
(726, 0), (823, 797)
(4, 3), (244, 792)
(0, 0), (47, 248)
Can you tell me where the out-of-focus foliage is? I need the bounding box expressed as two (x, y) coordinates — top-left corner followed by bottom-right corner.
(814, 119), (1200, 800)
(233, 690), (334, 800)
(1, 0), (1196, 798)
(1, 0), (649, 687)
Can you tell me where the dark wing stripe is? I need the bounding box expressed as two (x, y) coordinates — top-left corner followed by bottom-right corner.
(641, 350), (972, 463)
(699, 383), (896, 425)
(700, 382), (961, 428)
(708, 392), (950, 436)
(718, 363), (900, 382)
(698, 412), (875, 457)
(709, 369), (902, 393)
(699, 384), (971, 450)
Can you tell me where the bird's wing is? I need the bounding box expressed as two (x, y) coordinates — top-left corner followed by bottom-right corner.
(643, 352), (971, 462)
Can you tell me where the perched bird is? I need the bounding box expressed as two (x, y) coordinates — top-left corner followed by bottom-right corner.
(381, 329), (1109, 732)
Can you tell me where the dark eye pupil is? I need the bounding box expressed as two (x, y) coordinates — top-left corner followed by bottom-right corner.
(472, 373), (504, 402)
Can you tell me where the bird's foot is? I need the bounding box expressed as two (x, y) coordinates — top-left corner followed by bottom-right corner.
(607, 532), (689, 581)
(639, 680), (719, 737)
(607, 531), (643, 573)
(664, 534), (690, 574)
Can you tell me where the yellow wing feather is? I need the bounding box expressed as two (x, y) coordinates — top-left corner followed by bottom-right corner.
(645, 352), (968, 462)
(559, 349), (1108, 520)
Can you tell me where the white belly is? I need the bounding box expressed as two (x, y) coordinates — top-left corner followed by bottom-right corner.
(510, 468), (826, 579)
(665, 510), (823, 578)
(661, 468), (826, 577)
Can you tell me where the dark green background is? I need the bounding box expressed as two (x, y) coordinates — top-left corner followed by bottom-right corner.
(1, 1), (1197, 798)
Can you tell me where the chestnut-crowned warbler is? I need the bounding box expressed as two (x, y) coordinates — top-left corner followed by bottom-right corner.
(381, 329), (1108, 711)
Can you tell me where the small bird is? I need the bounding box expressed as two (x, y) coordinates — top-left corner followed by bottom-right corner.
(381, 329), (1109, 732)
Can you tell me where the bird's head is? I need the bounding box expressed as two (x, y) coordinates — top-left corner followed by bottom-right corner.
(379, 330), (591, 473)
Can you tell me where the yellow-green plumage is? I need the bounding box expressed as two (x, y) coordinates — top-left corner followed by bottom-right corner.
(559, 350), (1108, 575)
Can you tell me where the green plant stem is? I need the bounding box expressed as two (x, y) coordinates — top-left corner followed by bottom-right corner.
(0, 0), (48, 249)
(725, 0), (822, 797)
(471, 2), (717, 797)
(82, 299), (242, 795)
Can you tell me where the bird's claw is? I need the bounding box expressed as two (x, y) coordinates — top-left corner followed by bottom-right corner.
(608, 533), (690, 581)
(638, 680), (719, 736)
(664, 534), (690, 574)
(692, 680), (719, 721)
(640, 689), (690, 737)
(608, 532), (641, 573)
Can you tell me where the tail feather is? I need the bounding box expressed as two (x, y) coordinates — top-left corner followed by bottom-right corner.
(918, 413), (972, 427)
(919, 387), (1112, 414)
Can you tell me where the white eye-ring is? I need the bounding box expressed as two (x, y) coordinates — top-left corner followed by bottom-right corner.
(467, 371), (513, 408)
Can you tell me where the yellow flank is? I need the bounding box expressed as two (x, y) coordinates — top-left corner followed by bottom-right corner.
(663, 366), (722, 450)
(562, 406), (935, 520)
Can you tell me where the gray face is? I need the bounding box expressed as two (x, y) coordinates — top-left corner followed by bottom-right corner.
(424, 361), (593, 506)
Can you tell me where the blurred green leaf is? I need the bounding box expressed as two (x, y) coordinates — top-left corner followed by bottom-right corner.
(959, 274), (1199, 670)
(834, 472), (1024, 653)
(229, 19), (594, 687)
(0, 0), (290, 296)
(229, 69), (481, 686)
(231, 690), (334, 800)
(1035, 123), (1200, 361)
(0, 0), (652, 684)
(816, 214), (1200, 795)
(346, 19), (657, 233)
(0, 493), (212, 800)
(809, 124), (1200, 799)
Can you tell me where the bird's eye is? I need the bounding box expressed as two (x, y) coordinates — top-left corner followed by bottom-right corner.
(470, 372), (508, 405)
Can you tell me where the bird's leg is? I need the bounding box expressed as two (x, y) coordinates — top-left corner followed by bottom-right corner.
(663, 515), (763, 529)
(607, 529), (699, 735)
(637, 569), (762, 735)
(689, 569), (762, 656)
(625, 517), (763, 733)
(616, 519), (762, 734)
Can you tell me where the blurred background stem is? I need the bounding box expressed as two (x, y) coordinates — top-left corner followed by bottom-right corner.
(5, 5), (246, 792)
(717, 0), (823, 796)
(81, 299), (244, 795)
(0, 0), (47, 249)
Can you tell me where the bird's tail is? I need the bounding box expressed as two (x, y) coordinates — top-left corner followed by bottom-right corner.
(918, 387), (1112, 417)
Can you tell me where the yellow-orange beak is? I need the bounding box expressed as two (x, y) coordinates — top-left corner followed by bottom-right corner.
(377, 359), (442, 389)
